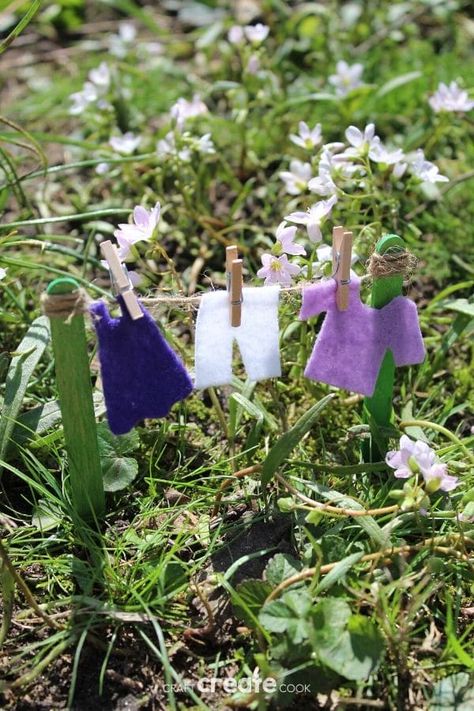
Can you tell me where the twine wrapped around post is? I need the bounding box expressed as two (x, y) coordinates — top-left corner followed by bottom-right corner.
(41, 288), (91, 321)
(43, 277), (104, 523)
(367, 247), (418, 281)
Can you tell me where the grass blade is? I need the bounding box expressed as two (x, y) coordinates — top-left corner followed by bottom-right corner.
(0, 1), (41, 55)
(261, 394), (335, 486)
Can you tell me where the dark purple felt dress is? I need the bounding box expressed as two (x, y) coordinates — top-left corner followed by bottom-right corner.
(90, 298), (193, 435)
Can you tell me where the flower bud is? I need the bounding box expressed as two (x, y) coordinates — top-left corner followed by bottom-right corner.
(271, 242), (282, 256)
(424, 476), (441, 494)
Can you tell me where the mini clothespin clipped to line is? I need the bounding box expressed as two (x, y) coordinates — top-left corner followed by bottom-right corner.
(332, 225), (353, 311)
(100, 240), (143, 321)
(226, 245), (243, 328)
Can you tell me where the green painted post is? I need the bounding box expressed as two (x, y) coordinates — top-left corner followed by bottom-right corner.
(362, 234), (405, 463)
(46, 277), (105, 522)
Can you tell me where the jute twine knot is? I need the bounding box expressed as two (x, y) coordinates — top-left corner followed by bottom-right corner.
(367, 247), (418, 281)
(41, 288), (91, 323)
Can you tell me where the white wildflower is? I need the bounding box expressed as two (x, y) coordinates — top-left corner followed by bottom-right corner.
(195, 133), (215, 155)
(368, 137), (405, 165)
(429, 81), (474, 113)
(243, 23), (269, 44)
(156, 132), (192, 162)
(109, 132), (141, 155)
(257, 253), (300, 286)
(409, 149), (449, 183)
(95, 162), (110, 175)
(114, 202), (161, 260)
(88, 62), (111, 91)
(285, 196), (338, 243)
(170, 94), (208, 129)
(69, 62), (111, 115)
(279, 159), (313, 195)
(302, 244), (358, 278)
(109, 21), (137, 57)
(345, 123), (379, 156)
(69, 82), (98, 115)
(228, 25), (245, 44)
(290, 121), (322, 150)
(329, 60), (364, 97)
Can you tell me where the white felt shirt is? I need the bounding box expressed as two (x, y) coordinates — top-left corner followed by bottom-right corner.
(194, 286), (281, 389)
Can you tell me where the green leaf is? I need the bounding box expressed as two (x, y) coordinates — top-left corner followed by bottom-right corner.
(281, 93), (340, 110)
(312, 597), (351, 635)
(264, 553), (304, 587)
(311, 599), (384, 680)
(444, 299), (474, 318)
(233, 579), (272, 628)
(430, 313), (473, 375)
(97, 423), (140, 492)
(259, 590), (313, 644)
(31, 499), (63, 531)
(0, 317), (50, 469)
(430, 672), (474, 711)
(9, 392), (106, 454)
(261, 395), (334, 485)
(10, 400), (62, 449)
(0, 558), (15, 646)
(314, 551), (364, 594)
(376, 71), (422, 97)
(230, 392), (264, 423)
(400, 401), (429, 442)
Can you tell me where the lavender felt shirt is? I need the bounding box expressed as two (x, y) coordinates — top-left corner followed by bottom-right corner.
(300, 276), (425, 397)
(90, 298), (193, 435)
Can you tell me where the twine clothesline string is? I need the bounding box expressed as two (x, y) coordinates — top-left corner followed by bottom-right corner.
(140, 245), (417, 311)
(41, 288), (91, 321)
(140, 280), (316, 310)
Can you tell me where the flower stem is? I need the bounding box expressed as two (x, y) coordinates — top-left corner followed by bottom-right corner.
(275, 472), (399, 517)
(265, 533), (473, 603)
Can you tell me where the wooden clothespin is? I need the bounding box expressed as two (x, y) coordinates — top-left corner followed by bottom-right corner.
(100, 240), (143, 321)
(226, 245), (243, 328)
(332, 225), (353, 311)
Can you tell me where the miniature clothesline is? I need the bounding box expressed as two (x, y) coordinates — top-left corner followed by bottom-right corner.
(74, 271), (425, 435)
(136, 246), (418, 312)
(39, 235), (421, 522)
(41, 245), (417, 316)
(41, 276), (366, 317)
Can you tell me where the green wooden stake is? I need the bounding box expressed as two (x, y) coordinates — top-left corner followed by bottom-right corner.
(46, 277), (105, 522)
(362, 234), (405, 463)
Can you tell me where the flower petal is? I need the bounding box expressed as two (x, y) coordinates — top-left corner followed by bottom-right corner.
(133, 206), (149, 228)
(345, 125), (362, 147)
(394, 467), (412, 479)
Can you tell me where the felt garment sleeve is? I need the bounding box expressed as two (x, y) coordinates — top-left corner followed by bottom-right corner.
(90, 298), (193, 435)
(385, 297), (426, 366)
(299, 279), (337, 320)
